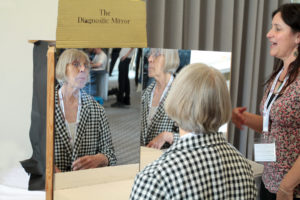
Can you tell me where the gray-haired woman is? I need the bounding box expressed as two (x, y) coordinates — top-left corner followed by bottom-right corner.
(140, 48), (180, 149)
(55, 49), (116, 172)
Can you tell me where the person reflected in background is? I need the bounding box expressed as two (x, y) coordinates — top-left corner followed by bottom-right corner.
(141, 48), (154, 89)
(232, 3), (300, 200)
(140, 48), (180, 149)
(130, 63), (257, 199)
(176, 49), (191, 73)
(111, 48), (134, 107)
(135, 48), (143, 86)
(85, 48), (107, 97)
(109, 48), (121, 76)
(55, 49), (116, 172)
(90, 48), (107, 70)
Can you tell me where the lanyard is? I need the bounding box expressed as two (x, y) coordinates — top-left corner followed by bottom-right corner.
(149, 75), (174, 109)
(263, 68), (289, 132)
(58, 88), (82, 138)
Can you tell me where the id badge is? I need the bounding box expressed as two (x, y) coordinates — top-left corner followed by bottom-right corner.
(263, 111), (269, 132)
(254, 137), (276, 162)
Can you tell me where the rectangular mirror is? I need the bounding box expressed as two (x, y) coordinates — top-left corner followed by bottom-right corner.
(139, 48), (231, 152)
(51, 47), (232, 200)
(54, 47), (141, 173)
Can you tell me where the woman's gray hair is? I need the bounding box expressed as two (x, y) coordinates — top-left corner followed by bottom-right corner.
(165, 63), (231, 134)
(152, 48), (180, 74)
(56, 49), (90, 84)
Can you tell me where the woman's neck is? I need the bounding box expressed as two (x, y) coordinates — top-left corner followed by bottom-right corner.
(155, 73), (171, 90)
(282, 47), (298, 72)
(179, 128), (189, 137)
(61, 84), (80, 102)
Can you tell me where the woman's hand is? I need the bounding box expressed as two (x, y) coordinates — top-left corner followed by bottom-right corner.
(55, 165), (61, 173)
(121, 56), (126, 61)
(276, 156), (300, 200)
(276, 186), (293, 200)
(147, 131), (173, 149)
(232, 107), (247, 129)
(72, 154), (108, 171)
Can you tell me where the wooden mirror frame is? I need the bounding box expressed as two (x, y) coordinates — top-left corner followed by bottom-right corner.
(45, 45), (55, 200)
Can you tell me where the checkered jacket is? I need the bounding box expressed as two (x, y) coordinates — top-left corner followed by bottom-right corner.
(140, 82), (179, 148)
(54, 85), (116, 172)
(130, 132), (257, 200)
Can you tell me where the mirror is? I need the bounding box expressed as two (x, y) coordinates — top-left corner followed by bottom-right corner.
(54, 48), (141, 173)
(140, 48), (231, 150)
(51, 47), (231, 199)
(53, 47), (231, 172)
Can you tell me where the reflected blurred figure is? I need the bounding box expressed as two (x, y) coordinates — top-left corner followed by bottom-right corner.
(140, 48), (180, 149)
(88, 48), (107, 97)
(111, 48), (134, 107)
(130, 63), (257, 199)
(109, 48), (121, 76)
(55, 49), (116, 172)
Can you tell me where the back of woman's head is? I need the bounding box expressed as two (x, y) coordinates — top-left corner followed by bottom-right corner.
(165, 63), (231, 134)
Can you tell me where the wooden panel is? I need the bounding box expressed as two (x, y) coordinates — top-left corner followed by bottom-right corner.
(54, 164), (139, 190)
(54, 179), (135, 200)
(46, 46), (55, 200)
(139, 147), (163, 170)
(56, 0), (147, 48)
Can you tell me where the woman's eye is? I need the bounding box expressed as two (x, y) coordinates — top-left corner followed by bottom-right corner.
(73, 62), (80, 67)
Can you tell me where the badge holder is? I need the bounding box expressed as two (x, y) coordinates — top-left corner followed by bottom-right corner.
(254, 135), (276, 162)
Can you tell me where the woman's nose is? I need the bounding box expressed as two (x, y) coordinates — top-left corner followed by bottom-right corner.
(266, 29), (272, 39)
(148, 55), (154, 63)
(79, 64), (85, 72)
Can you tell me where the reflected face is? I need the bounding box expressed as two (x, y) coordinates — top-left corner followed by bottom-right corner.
(266, 12), (299, 61)
(148, 50), (165, 78)
(66, 57), (89, 89)
(94, 48), (102, 54)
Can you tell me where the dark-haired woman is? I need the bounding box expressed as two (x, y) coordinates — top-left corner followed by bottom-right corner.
(232, 3), (300, 200)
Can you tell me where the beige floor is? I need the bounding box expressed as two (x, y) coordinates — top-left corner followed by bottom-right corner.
(103, 73), (141, 166)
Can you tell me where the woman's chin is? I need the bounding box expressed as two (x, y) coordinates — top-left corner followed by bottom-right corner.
(148, 73), (154, 78)
(269, 49), (278, 58)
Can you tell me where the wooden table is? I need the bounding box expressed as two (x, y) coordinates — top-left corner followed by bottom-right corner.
(54, 147), (264, 199)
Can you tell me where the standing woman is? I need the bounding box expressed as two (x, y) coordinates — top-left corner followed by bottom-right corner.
(55, 49), (116, 172)
(232, 4), (300, 200)
(140, 48), (180, 149)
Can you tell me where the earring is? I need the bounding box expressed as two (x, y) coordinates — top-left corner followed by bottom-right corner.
(294, 50), (299, 57)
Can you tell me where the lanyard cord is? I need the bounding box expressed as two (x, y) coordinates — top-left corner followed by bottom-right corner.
(263, 68), (289, 133)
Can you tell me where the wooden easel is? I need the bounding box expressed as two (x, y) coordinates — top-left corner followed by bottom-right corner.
(45, 46), (55, 200)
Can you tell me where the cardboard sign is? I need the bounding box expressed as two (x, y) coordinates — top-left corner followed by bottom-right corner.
(56, 0), (147, 48)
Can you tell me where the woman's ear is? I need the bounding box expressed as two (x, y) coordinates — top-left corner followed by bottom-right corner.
(296, 32), (300, 45)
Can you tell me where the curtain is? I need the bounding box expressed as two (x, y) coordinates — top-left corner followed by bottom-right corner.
(20, 41), (48, 190)
(146, 0), (290, 159)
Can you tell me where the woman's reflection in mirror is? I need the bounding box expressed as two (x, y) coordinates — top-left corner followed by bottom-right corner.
(54, 49), (116, 172)
(140, 48), (180, 149)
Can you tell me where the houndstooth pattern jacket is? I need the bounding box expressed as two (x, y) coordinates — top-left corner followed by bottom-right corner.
(140, 81), (179, 148)
(130, 132), (257, 200)
(54, 85), (116, 172)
